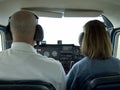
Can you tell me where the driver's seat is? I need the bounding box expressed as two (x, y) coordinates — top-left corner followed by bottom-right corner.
(0, 80), (56, 90)
(81, 73), (120, 90)
(87, 75), (120, 90)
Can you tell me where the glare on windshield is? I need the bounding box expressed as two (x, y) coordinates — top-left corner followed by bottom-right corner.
(38, 17), (103, 45)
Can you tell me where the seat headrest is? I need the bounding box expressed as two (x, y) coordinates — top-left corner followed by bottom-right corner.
(35, 24), (44, 42)
(79, 32), (84, 46)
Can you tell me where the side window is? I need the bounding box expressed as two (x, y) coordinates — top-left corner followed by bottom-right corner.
(117, 36), (120, 59)
(112, 31), (120, 59)
(0, 30), (5, 51)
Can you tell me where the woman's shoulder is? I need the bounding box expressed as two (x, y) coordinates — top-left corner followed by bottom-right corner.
(109, 56), (120, 61)
(74, 57), (90, 66)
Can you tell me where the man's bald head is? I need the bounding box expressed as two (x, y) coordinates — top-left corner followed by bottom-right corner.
(9, 10), (38, 44)
(10, 10), (37, 34)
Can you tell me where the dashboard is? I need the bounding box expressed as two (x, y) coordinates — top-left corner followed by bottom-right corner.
(34, 44), (84, 73)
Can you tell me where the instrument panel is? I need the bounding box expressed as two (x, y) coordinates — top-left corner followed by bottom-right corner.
(34, 44), (84, 73)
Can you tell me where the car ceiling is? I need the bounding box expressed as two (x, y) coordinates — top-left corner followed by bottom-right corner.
(0, 0), (120, 27)
(0, 0), (119, 12)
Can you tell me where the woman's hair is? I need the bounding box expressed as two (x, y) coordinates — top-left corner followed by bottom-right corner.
(80, 20), (112, 59)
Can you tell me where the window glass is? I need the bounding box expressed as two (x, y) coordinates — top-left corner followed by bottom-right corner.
(0, 30), (5, 51)
(38, 16), (103, 45)
(0, 34), (2, 51)
(116, 34), (120, 59)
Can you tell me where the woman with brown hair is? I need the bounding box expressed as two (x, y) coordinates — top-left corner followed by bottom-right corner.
(66, 20), (120, 90)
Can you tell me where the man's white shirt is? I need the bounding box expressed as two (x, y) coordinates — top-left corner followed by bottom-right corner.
(0, 42), (66, 90)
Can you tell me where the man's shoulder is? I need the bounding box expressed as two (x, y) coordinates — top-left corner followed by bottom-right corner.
(0, 49), (10, 54)
(36, 54), (62, 66)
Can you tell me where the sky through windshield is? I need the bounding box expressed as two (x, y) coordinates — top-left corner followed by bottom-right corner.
(38, 17), (103, 45)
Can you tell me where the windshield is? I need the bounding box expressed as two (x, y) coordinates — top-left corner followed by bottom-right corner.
(38, 16), (103, 45)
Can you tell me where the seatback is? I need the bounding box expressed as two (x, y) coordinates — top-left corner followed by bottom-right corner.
(81, 73), (120, 90)
(0, 80), (56, 90)
(87, 75), (120, 90)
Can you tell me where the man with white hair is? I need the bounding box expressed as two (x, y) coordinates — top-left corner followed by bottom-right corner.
(0, 10), (66, 90)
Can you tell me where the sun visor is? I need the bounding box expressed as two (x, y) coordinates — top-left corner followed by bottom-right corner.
(22, 7), (103, 17)
(22, 7), (63, 18)
(64, 10), (103, 17)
